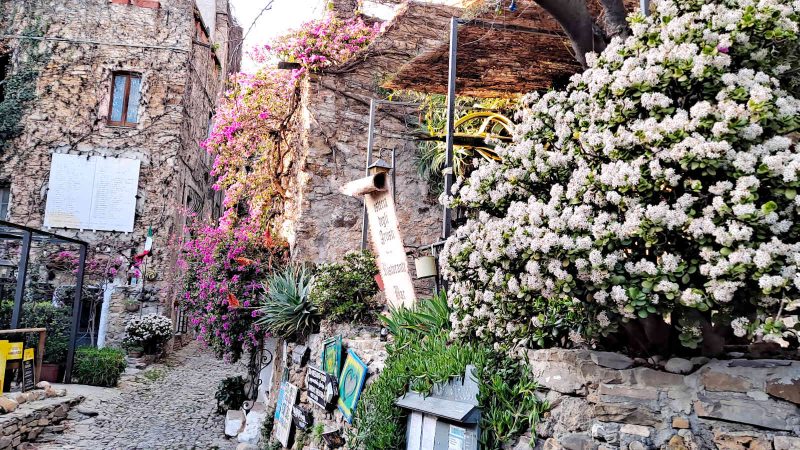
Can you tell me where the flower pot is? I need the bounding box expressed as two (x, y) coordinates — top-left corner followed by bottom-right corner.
(374, 274), (384, 291)
(125, 302), (140, 312)
(128, 350), (143, 358)
(40, 363), (61, 383)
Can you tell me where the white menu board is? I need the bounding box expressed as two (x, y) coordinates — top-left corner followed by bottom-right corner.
(44, 153), (140, 232)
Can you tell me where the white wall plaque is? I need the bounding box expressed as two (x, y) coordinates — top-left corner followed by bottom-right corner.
(44, 154), (140, 232)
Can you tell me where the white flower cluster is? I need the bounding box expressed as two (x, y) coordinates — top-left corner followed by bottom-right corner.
(442, 0), (800, 353)
(123, 314), (173, 350)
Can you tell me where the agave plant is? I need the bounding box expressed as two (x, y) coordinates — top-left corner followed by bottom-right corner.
(257, 266), (318, 339)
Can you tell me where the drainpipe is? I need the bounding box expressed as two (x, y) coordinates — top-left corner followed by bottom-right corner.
(96, 280), (117, 348)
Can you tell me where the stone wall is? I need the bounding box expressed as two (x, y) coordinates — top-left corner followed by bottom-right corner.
(256, 320), (389, 447)
(286, 2), (458, 291)
(0, 394), (83, 450)
(0, 0), (240, 339)
(522, 349), (800, 450)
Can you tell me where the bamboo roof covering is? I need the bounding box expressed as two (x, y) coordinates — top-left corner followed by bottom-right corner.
(384, 0), (633, 98)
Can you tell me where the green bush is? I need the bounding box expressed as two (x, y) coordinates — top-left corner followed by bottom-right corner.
(72, 347), (127, 387)
(257, 266), (318, 338)
(310, 250), (379, 323)
(0, 300), (72, 364)
(215, 375), (248, 414)
(349, 295), (548, 450)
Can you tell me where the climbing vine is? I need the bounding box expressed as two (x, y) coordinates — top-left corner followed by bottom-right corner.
(0, 23), (50, 154)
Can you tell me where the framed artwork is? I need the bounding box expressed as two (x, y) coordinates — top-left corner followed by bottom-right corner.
(337, 349), (368, 423)
(321, 335), (343, 378)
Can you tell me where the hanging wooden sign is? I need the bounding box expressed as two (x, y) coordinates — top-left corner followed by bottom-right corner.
(307, 366), (338, 410)
(22, 348), (35, 392)
(340, 174), (417, 309)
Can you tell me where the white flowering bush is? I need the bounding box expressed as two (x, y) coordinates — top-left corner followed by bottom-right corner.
(442, 0), (800, 355)
(123, 314), (173, 355)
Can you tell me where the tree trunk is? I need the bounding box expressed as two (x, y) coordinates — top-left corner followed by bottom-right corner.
(599, 0), (630, 40)
(535, 0), (608, 67)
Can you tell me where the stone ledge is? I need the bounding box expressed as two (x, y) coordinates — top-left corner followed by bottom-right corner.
(526, 348), (800, 449)
(0, 395), (84, 450)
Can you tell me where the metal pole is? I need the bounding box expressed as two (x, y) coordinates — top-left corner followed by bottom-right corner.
(10, 230), (32, 329)
(442, 17), (458, 239)
(360, 99), (377, 250)
(391, 148), (397, 205)
(640, 0), (650, 16)
(64, 243), (87, 383)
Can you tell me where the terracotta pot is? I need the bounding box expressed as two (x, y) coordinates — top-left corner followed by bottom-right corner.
(40, 363), (61, 383)
(128, 350), (143, 358)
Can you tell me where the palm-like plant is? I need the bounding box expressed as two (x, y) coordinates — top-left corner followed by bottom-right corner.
(257, 266), (318, 339)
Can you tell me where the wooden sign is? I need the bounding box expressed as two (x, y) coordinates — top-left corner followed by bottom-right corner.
(6, 342), (22, 360)
(364, 185), (417, 309)
(321, 336), (342, 378)
(337, 350), (368, 423)
(22, 348), (35, 392)
(340, 174), (417, 309)
(307, 366), (338, 410)
(292, 405), (313, 431)
(273, 381), (299, 447)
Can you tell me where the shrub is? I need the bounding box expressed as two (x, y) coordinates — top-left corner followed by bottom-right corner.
(0, 301), (72, 364)
(123, 314), (173, 355)
(215, 375), (248, 414)
(349, 295), (546, 450)
(442, 0), (800, 355)
(72, 347), (127, 387)
(310, 250), (379, 323)
(257, 266), (317, 339)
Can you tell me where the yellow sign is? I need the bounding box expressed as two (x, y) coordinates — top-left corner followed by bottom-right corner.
(23, 348), (34, 361)
(7, 342), (23, 360)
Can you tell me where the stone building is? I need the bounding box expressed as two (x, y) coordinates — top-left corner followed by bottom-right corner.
(0, 0), (242, 346)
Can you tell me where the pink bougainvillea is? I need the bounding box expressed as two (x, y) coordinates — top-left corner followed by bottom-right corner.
(179, 220), (287, 362)
(182, 12), (380, 361)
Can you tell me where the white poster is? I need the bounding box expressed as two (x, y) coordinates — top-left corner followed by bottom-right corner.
(44, 154), (140, 232)
(364, 186), (417, 309)
(448, 425), (466, 450)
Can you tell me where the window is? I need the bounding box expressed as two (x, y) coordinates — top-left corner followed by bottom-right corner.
(108, 72), (141, 127)
(0, 184), (10, 221)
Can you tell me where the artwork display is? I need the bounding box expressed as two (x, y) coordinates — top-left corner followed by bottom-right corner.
(307, 366), (338, 410)
(321, 335), (342, 378)
(337, 349), (368, 423)
(273, 381), (299, 447)
(43, 153), (140, 232)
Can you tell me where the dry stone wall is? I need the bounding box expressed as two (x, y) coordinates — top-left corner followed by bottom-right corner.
(522, 349), (800, 450)
(0, 0), (240, 342)
(286, 2), (458, 295)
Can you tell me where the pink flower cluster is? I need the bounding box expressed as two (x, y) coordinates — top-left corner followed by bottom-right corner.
(178, 220), (287, 362)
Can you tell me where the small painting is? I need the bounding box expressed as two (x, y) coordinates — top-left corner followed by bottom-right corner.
(337, 349), (368, 423)
(321, 335), (342, 378)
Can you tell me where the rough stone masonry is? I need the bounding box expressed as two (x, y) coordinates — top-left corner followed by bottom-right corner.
(0, 0), (242, 345)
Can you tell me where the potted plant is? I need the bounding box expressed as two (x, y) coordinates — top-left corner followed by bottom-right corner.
(20, 302), (71, 383)
(126, 345), (144, 358)
(124, 300), (140, 312)
(122, 314), (173, 356)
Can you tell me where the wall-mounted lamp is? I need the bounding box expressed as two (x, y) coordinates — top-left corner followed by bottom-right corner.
(367, 158), (392, 176)
(414, 255), (438, 279)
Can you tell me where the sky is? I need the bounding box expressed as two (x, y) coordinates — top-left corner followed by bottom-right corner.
(230, 0), (327, 72)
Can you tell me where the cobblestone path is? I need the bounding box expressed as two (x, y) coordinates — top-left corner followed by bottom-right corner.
(35, 342), (243, 450)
